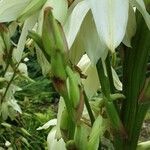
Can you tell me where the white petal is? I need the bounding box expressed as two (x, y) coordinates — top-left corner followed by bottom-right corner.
(131, 0), (150, 30)
(87, 0), (129, 51)
(111, 67), (122, 91)
(16, 13), (38, 62)
(47, 127), (66, 150)
(55, 97), (65, 140)
(8, 99), (22, 114)
(64, 0), (90, 48)
(69, 12), (108, 65)
(123, 5), (136, 47)
(78, 11), (108, 64)
(18, 63), (28, 76)
(78, 55), (100, 98)
(35, 46), (52, 76)
(48, 0), (68, 24)
(37, 119), (57, 130)
(0, 0), (31, 22)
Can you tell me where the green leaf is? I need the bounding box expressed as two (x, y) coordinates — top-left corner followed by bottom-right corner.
(34, 0), (68, 76)
(0, 0), (31, 22)
(20, 128), (31, 136)
(1, 122), (12, 128)
(0, 102), (9, 120)
(28, 31), (44, 50)
(66, 66), (80, 108)
(87, 0), (129, 51)
(74, 123), (90, 150)
(88, 116), (103, 150)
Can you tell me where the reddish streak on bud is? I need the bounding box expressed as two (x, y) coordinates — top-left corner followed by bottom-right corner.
(52, 76), (67, 96)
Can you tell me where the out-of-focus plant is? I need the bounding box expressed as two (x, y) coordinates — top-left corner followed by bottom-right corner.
(0, 0), (150, 150)
(0, 1), (58, 148)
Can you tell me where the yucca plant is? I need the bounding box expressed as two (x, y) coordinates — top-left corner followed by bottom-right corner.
(0, 0), (150, 150)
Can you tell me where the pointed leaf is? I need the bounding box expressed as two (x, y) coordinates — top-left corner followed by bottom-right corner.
(74, 123), (90, 150)
(88, 116), (103, 150)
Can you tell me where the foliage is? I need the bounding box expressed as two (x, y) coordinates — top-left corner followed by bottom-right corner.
(0, 0), (150, 150)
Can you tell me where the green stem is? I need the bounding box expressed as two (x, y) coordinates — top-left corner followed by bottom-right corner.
(105, 54), (115, 93)
(96, 59), (111, 98)
(1, 62), (20, 103)
(96, 58), (124, 150)
(83, 91), (95, 125)
(2, 46), (13, 77)
(105, 53), (120, 114)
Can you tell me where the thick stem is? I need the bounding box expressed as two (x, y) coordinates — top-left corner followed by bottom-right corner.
(83, 91), (95, 125)
(105, 54), (115, 93)
(121, 10), (150, 150)
(96, 59), (124, 149)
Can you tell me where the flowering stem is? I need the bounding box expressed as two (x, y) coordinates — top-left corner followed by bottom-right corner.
(83, 91), (95, 125)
